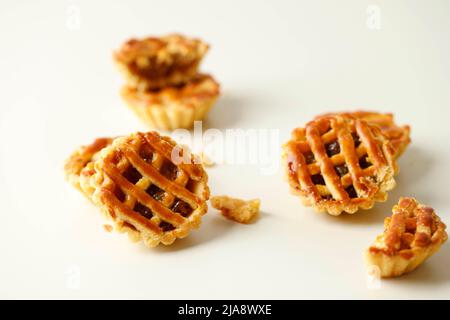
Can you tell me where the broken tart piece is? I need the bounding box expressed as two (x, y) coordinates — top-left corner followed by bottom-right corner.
(64, 137), (114, 199)
(121, 74), (220, 130)
(317, 111), (410, 159)
(114, 34), (209, 91)
(211, 195), (260, 224)
(365, 197), (447, 278)
(283, 115), (397, 215)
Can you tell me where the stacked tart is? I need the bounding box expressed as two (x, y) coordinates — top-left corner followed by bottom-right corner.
(65, 132), (210, 247)
(114, 34), (220, 130)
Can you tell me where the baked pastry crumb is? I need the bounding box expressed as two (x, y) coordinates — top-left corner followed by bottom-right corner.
(365, 197), (447, 278)
(103, 224), (113, 233)
(211, 195), (260, 224)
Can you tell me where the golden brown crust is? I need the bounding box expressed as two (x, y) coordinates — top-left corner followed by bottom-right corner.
(365, 197), (447, 278)
(211, 196), (260, 224)
(90, 132), (210, 247)
(64, 137), (114, 198)
(121, 74), (220, 130)
(114, 34), (209, 91)
(317, 111), (411, 159)
(283, 115), (397, 215)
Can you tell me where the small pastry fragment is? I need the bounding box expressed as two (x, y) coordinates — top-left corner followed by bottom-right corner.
(90, 131), (210, 247)
(317, 111), (411, 159)
(114, 34), (209, 91)
(211, 195), (260, 224)
(282, 115), (397, 215)
(64, 137), (114, 199)
(365, 197), (447, 278)
(121, 74), (220, 130)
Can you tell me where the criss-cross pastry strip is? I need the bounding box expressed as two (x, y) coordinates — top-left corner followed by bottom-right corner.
(317, 111), (411, 159)
(91, 131), (210, 247)
(283, 116), (397, 215)
(365, 197), (447, 278)
(64, 137), (114, 199)
(114, 34), (209, 91)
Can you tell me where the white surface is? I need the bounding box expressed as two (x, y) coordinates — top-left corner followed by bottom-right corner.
(0, 0), (449, 299)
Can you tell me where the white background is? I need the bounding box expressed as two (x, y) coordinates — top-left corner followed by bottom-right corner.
(0, 0), (449, 299)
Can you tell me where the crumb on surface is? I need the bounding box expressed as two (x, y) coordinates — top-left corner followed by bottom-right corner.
(210, 195), (260, 224)
(103, 224), (113, 233)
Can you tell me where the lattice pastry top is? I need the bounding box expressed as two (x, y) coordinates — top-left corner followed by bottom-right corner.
(91, 131), (210, 247)
(283, 115), (397, 215)
(114, 34), (209, 91)
(365, 197), (447, 277)
(317, 111), (411, 158)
